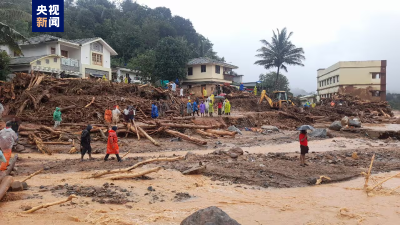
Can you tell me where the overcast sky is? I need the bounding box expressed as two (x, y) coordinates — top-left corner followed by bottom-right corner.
(137, 0), (399, 93)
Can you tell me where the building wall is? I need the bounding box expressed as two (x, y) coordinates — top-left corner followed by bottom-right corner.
(317, 60), (386, 101)
(186, 64), (232, 83)
(31, 55), (61, 70)
(20, 44), (48, 57)
(60, 45), (81, 60)
(80, 43), (112, 79)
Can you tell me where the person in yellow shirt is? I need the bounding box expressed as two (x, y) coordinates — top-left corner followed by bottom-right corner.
(203, 87), (207, 99)
(102, 75), (107, 81)
(254, 86), (257, 95)
(124, 77), (128, 84)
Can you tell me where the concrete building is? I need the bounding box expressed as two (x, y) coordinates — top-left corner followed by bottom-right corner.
(182, 57), (241, 97)
(111, 67), (147, 84)
(317, 60), (387, 102)
(299, 94), (316, 105)
(2, 35), (117, 79)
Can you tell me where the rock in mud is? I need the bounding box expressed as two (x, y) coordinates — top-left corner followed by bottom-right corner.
(261, 125), (279, 132)
(329, 121), (342, 131)
(182, 165), (206, 175)
(147, 186), (155, 191)
(348, 119), (361, 127)
(228, 147), (244, 156)
(181, 206), (241, 225)
(307, 178), (318, 185)
(185, 151), (196, 160)
(309, 129), (327, 138)
(229, 153), (238, 159)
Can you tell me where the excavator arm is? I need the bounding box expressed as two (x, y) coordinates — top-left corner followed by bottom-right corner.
(259, 90), (273, 107)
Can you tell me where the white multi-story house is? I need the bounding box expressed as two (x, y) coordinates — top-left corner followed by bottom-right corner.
(1, 35), (117, 79)
(111, 67), (148, 84)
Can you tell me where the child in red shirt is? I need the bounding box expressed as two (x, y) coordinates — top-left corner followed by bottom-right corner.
(218, 101), (223, 116)
(299, 130), (309, 167)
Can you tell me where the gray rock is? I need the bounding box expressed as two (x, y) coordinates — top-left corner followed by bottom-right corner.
(329, 121), (342, 131)
(348, 119), (361, 127)
(309, 128), (327, 138)
(228, 125), (242, 135)
(44, 165), (50, 170)
(180, 206), (241, 225)
(212, 150), (223, 155)
(308, 178), (317, 185)
(22, 182), (28, 190)
(263, 182), (269, 188)
(228, 147), (244, 156)
(185, 151), (196, 160)
(261, 125), (279, 131)
(229, 153), (238, 159)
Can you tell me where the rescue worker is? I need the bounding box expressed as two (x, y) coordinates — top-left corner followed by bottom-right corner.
(208, 100), (214, 117)
(239, 83), (244, 91)
(187, 100), (193, 116)
(193, 100), (199, 116)
(112, 106), (121, 125)
(200, 101), (206, 117)
(124, 76), (128, 84)
(81, 125), (93, 161)
(254, 86), (257, 95)
(53, 107), (62, 128)
(224, 99), (231, 115)
(180, 88), (184, 97)
(123, 106), (130, 122)
(104, 106), (112, 127)
(205, 99), (209, 116)
(0, 121), (18, 170)
(151, 102), (159, 118)
(203, 87), (207, 99)
(105, 126), (121, 162)
(102, 75), (107, 81)
(171, 82), (176, 92)
(218, 100), (223, 116)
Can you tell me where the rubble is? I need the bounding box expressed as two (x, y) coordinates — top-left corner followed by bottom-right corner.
(329, 121), (343, 131)
(180, 206), (241, 225)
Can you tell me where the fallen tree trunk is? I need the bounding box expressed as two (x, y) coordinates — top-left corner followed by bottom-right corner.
(195, 129), (219, 138)
(88, 156), (184, 178)
(42, 142), (71, 145)
(160, 123), (218, 129)
(137, 126), (160, 146)
(109, 167), (162, 180)
(30, 134), (52, 155)
(60, 105), (76, 112)
(0, 176), (14, 201)
(132, 120), (140, 140)
(205, 129), (236, 137)
(278, 111), (308, 123)
(85, 97), (95, 108)
(23, 195), (77, 213)
(172, 116), (195, 120)
(165, 129), (207, 145)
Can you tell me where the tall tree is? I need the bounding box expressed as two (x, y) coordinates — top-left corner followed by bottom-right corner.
(154, 37), (189, 82)
(0, 50), (11, 80)
(127, 50), (156, 82)
(255, 28), (305, 90)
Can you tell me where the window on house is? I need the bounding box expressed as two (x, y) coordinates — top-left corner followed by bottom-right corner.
(61, 50), (68, 58)
(372, 91), (380, 97)
(54, 58), (57, 63)
(215, 65), (220, 74)
(337, 76), (339, 82)
(188, 67), (193, 75)
(333, 77), (335, 83)
(372, 73), (380, 79)
(92, 53), (102, 66)
(46, 59), (49, 64)
(51, 47), (56, 54)
(36, 60), (41, 65)
(201, 65), (206, 73)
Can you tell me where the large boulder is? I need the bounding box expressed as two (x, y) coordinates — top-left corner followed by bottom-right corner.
(228, 147), (244, 156)
(309, 128), (327, 138)
(329, 121), (342, 131)
(181, 206), (241, 225)
(348, 118), (361, 127)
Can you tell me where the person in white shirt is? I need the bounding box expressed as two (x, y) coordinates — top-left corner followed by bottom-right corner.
(180, 88), (184, 96)
(112, 107), (121, 126)
(171, 82), (176, 92)
(0, 121), (18, 169)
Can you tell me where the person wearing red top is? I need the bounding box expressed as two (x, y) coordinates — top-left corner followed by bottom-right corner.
(218, 101), (223, 116)
(299, 130), (309, 167)
(105, 126), (122, 162)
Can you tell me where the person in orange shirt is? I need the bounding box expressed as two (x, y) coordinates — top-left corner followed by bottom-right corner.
(330, 101), (335, 107)
(105, 126), (121, 162)
(104, 106), (112, 127)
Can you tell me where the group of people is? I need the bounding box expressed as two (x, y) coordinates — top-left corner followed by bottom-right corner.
(183, 98), (231, 117)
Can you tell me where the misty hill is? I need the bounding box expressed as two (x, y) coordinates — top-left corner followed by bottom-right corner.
(291, 88), (314, 97)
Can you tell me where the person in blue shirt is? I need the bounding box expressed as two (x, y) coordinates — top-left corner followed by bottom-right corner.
(187, 100), (193, 116)
(239, 83), (244, 91)
(192, 100), (199, 116)
(151, 102), (159, 118)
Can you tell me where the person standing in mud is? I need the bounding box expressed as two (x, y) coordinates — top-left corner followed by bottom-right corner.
(299, 130), (309, 167)
(105, 126), (122, 162)
(81, 125), (94, 161)
(53, 107), (62, 129)
(192, 100), (199, 116)
(104, 106), (112, 127)
(208, 100), (214, 117)
(200, 101), (206, 117)
(187, 100), (192, 116)
(112, 106), (121, 125)
(151, 102), (159, 119)
(218, 100), (223, 116)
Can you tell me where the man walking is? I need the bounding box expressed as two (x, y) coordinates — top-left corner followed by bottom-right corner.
(299, 130), (309, 167)
(105, 126), (122, 162)
(81, 125), (93, 161)
(53, 107), (62, 128)
(0, 121), (18, 170)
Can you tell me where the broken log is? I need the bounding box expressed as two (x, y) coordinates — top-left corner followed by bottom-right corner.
(132, 120), (140, 140)
(99, 129), (108, 142)
(137, 126), (160, 146)
(195, 129), (219, 138)
(172, 116), (196, 120)
(165, 129), (207, 145)
(88, 156), (184, 178)
(23, 195), (77, 213)
(121, 150), (131, 159)
(205, 129), (236, 137)
(0, 176), (14, 200)
(85, 97), (95, 108)
(16, 99), (29, 116)
(42, 142), (71, 145)
(30, 134), (52, 155)
(21, 169), (43, 182)
(160, 123), (218, 129)
(60, 105), (76, 112)
(364, 154), (375, 189)
(109, 167), (162, 180)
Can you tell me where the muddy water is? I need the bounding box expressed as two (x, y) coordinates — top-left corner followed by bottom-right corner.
(1, 166), (400, 225)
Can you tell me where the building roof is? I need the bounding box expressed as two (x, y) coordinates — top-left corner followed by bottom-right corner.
(9, 55), (47, 65)
(19, 35), (118, 55)
(188, 57), (238, 69)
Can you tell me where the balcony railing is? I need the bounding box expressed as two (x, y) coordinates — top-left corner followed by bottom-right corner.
(61, 58), (80, 72)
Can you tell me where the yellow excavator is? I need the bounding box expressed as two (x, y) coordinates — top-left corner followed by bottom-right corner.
(259, 90), (295, 109)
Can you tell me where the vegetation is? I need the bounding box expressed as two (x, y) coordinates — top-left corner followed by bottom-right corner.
(258, 72), (291, 95)
(387, 93), (400, 110)
(0, 51), (11, 80)
(255, 28), (305, 90)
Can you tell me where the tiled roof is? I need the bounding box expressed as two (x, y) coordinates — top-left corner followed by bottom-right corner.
(187, 57), (238, 69)
(20, 35), (100, 45)
(9, 55), (48, 65)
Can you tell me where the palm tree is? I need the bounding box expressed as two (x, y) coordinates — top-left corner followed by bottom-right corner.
(0, 2), (31, 55)
(255, 28), (305, 90)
